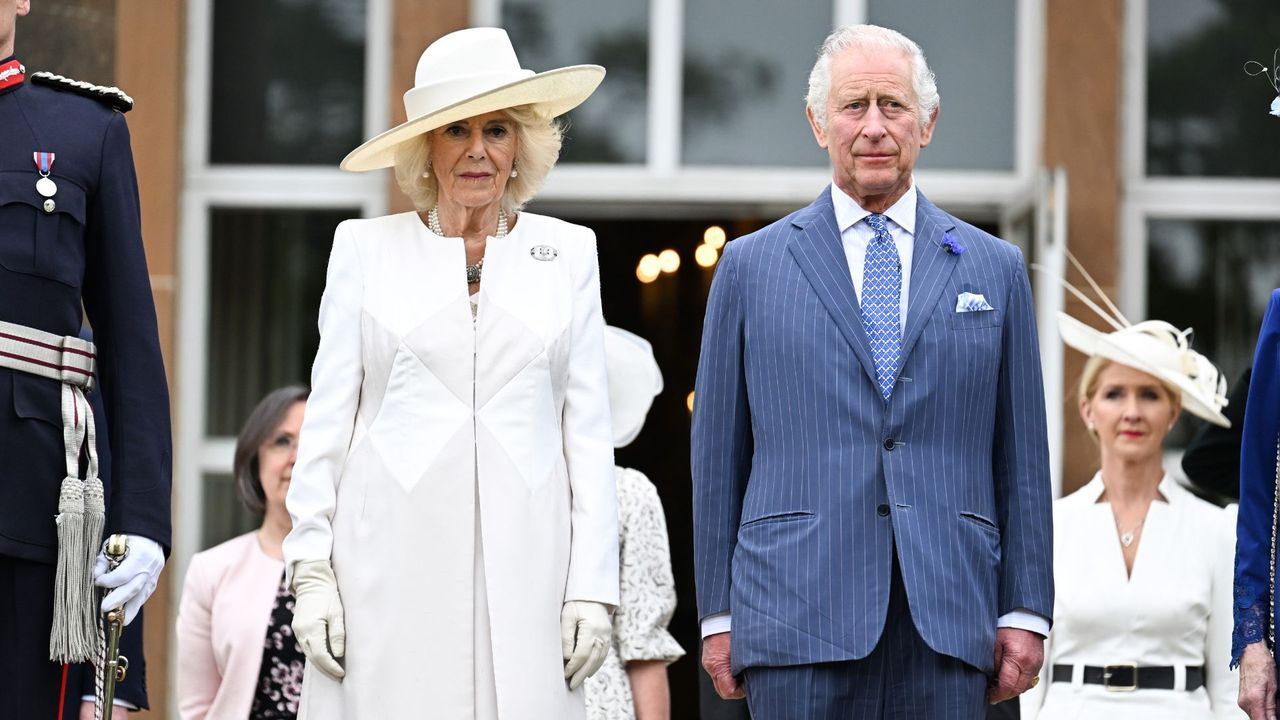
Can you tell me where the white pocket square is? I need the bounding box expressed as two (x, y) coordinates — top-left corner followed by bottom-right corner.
(956, 292), (994, 312)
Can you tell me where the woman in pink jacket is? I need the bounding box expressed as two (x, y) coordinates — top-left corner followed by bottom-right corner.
(176, 387), (309, 719)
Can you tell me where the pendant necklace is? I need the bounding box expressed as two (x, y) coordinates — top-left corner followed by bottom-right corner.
(1115, 516), (1144, 547)
(427, 206), (508, 284)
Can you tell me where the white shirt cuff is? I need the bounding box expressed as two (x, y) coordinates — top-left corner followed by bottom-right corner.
(701, 612), (732, 638)
(998, 608), (1050, 637)
(702, 610), (1046, 640)
(81, 695), (139, 710)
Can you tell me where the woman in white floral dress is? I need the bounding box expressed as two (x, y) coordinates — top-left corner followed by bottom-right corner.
(587, 327), (686, 719)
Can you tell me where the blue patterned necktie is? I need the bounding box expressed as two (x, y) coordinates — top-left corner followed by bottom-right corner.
(862, 213), (902, 400)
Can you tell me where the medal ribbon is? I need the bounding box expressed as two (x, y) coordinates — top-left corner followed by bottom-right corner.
(34, 152), (56, 176)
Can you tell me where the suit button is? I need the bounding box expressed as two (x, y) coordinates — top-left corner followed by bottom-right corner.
(883, 438), (896, 451)
(877, 504), (890, 517)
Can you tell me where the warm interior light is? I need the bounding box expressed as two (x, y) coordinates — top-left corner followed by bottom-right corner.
(686, 391), (695, 413)
(637, 253), (661, 283)
(704, 225), (727, 249)
(658, 249), (681, 273)
(695, 243), (718, 267)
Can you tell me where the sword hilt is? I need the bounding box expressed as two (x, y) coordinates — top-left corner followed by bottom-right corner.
(101, 534), (130, 720)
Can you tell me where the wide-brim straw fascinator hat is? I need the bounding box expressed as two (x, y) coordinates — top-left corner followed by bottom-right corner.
(340, 27), (605, 171)
(1045, 254), (1231, 428)
(604, 326), (664, 448)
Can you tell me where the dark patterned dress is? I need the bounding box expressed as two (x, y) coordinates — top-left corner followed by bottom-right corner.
(250, 574), (305, 719)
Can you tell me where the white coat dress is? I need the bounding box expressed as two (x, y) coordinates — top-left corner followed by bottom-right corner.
(1020, 474), (1241, 719)
(283, 211), (620, 719)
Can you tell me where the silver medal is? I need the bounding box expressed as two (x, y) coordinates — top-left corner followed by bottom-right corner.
(36, 176), (57, 198)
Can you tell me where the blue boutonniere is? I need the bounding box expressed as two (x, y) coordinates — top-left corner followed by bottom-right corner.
(943, 233), (965, 255)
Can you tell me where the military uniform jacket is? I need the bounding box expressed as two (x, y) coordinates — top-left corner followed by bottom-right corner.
(0, 56), (171, 563)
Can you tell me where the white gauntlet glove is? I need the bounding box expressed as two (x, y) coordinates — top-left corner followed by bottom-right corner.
(290, 560), (346, 680)
(93, 535), (164, 626)
(560, 600), (613, 689)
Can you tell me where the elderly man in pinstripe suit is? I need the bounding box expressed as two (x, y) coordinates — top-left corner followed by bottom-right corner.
(692, 25), (1054, 719)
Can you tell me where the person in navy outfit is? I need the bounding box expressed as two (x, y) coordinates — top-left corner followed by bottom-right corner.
(1233, 288), (1280, 720)
(0, 1), (171, 716)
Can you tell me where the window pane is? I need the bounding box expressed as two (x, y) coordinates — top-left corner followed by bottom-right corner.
(868, 0), (1017, 171)
(209, 0), (366, 165)
(205, 207), (352, 436)
(680, 0), (830, 167)
(201, 472), (260, 550)
(1147, 218), (1280, 446)
(17, 0), (115, 83)
(503, 0), (649, 163)
(1146, 0), (1280, 177)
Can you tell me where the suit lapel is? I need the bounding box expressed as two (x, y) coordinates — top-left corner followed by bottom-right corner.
(785, 188), (879, 389)
(899, 193), (959, 364)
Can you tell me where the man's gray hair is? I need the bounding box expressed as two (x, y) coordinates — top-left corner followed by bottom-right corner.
(806, 24), (940, 131)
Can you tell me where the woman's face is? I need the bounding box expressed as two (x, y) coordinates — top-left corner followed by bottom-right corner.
(258, 401), (305, 520)
(429, 110), (519, 211)
(1080, 362), (1180, 464)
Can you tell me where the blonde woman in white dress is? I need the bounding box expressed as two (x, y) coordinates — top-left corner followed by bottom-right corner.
(282, 28), (618, 719)
(584, 327), (686, 720)
(1021, 278), (1241, 719)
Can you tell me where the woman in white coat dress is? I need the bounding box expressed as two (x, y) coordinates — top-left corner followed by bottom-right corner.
(1020, 273), (1241, 719)
(281, 28), (619, 720)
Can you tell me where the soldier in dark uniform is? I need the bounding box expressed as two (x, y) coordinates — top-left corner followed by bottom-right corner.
(1, 1), (172, 716)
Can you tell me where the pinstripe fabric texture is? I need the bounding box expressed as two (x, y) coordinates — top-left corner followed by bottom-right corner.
(691, 187), (1054, 676)
(742, 557), (986, 719)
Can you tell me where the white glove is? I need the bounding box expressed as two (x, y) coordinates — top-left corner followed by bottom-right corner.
(291, 560), (346, 680)
(93, 535), (164, 626)
(560, 600), (612, 690)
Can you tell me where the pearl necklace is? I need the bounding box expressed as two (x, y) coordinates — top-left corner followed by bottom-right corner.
(426, 206), (509, 284)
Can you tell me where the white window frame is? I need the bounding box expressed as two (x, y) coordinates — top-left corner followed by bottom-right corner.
(171, 0), (391, 703)
(475, 0), (1044, 215)
(1120, 0), (1280, 321)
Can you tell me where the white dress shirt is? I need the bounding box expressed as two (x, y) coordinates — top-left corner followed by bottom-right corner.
(701, 182), (1050, 640)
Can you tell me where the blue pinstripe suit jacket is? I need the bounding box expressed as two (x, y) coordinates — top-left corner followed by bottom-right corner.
(692, 187), (1054, 674)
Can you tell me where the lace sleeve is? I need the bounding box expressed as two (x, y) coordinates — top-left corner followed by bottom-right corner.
(1233, 577), (1268, 669)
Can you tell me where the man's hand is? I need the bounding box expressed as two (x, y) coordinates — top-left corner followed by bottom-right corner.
(93, 535), (165, 626)
(987, 627), (1044, 704)
(1238, 641), (1278, 720)
(702, 632), (744, 700)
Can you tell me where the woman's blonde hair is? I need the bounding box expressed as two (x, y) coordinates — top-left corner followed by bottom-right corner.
(392, 104), (564, 214)
(1078, 356), (1180, 405)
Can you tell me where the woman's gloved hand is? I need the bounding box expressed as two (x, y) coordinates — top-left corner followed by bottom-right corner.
(560, 600), (613, 689)
(291, 560), (346, 680)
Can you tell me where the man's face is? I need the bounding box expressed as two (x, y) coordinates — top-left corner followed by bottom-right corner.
(808, 47), (937, 210)
(1, 1), (31, 57)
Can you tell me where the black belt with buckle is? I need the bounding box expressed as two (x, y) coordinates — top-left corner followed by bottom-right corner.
(1051, 664), (1204, 691)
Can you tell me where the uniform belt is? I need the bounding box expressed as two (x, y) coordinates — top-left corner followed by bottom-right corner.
(0, 318), (103, 664)
(0, 319), (96, 391)
(1051, 663), (1204, 691)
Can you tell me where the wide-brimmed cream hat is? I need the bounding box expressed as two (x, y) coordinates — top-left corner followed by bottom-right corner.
(605, 326), (663, 448)
(340, 27), (604, 172)
(1057, 316), (1230, 427)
